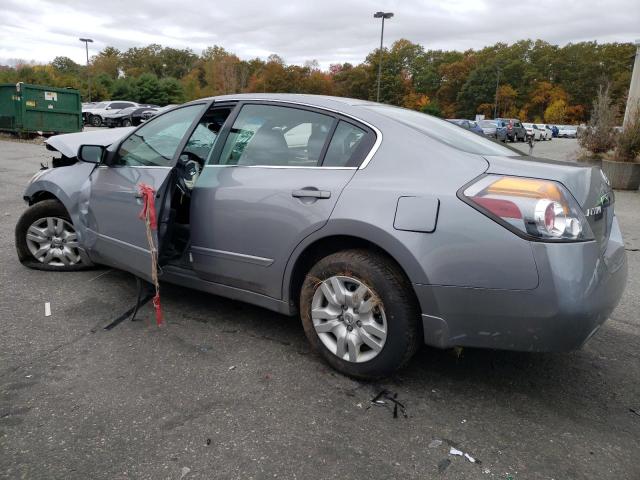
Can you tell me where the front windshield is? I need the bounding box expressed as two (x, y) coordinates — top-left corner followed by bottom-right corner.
(365, 105), (519, 157)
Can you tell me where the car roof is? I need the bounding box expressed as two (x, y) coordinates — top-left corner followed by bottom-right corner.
(185, 93), (402, 130)
(194, 93), (376, 109)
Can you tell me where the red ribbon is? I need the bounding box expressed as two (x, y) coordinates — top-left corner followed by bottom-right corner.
(153, 293), (163, 326)
(137, 183), (157, 230)
(137, 182), (163, 326)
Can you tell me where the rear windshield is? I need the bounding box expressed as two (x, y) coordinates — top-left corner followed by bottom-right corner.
(365, 105), (519, 156)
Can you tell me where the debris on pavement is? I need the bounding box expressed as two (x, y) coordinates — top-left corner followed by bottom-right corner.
(630, 408), (640, 417)
(228, 365), (236, 370)
(437, 458), (451, 473)
(367, 389), (408, 418)
(449, 446), (480, 464)
(450, 447), (464, 456)
(429, 439), (443, 448)
(44, 302), (51, 317)
(180, 466), (191, 479)
(206, 438), (211, 445)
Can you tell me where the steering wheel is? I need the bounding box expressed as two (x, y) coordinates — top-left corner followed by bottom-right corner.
(176, 151), (203, 196)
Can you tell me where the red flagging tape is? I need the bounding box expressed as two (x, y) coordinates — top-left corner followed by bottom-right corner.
(153, 293), (163, 326)
(137, 182), (163, 326)
(137, 183), (157, 230)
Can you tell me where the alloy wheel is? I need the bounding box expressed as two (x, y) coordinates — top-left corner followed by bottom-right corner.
(25, 217), (81, 267)
(311, 275), (387, 363)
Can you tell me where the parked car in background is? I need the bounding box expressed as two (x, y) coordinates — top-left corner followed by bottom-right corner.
(446, 119), (485, 136)
(15, 93), (627, 379)
(495, 118), (526, 142)
(103, 106), (159, 128)
(468, 121), (485, 136)
(535, 124), (553, 141)
(558, 125), (578, 138)
(145, 104), (177, 120)
(82, 101), (139, 127)
(523, 123), (541, 141)
(478, 119), (498, 138)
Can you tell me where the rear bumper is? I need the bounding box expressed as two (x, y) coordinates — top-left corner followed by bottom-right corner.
(415, 217), (628, 352)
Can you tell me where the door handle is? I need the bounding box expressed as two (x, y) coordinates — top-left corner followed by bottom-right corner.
(292, 189), (331, 199)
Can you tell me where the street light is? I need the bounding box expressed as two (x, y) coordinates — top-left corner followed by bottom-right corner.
(493, 67), (501, 119)
(373, 11), (393, 103)
(79, 38), (94, 102)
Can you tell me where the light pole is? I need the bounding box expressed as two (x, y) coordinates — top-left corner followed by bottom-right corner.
(373, 11), (393, 103)
(623, 39), (640, 129)
(493, 67), (501, 119)
(79, 38), (94, 102)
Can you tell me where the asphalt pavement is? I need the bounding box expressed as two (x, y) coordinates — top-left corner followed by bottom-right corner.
(1, 136), (639, 479)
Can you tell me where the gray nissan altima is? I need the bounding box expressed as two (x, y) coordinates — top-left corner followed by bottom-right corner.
(15, 94), (628, 379)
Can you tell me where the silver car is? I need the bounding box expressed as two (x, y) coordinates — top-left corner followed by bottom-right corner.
(15, 94), (628, 379)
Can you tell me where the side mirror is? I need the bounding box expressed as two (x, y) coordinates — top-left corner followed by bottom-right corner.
(78, 144), (105, 164)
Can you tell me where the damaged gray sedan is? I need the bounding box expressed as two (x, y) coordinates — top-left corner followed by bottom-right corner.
(15, 94), (628, 379)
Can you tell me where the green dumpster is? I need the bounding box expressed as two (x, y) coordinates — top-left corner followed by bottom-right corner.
(0, 82), (82, 135)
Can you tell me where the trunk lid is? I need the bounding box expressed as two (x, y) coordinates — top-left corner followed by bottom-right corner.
(484, 155), (614, 249)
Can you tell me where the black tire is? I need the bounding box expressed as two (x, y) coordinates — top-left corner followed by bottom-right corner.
(15, 199), (89, 272)
(122, 118), (132, 127)
(89, 115), (102, 127)
(300, 249), (420, 380)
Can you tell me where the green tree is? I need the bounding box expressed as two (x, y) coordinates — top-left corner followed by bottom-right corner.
(51, 56), (80, 75)
(91, 47), (121, 78)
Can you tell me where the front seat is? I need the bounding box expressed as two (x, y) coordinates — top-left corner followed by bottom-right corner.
(239, 124), (292, 166)
(306, 125), (326, 163)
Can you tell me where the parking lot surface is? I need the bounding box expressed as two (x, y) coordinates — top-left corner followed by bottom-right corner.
(1, 137), (639, 479)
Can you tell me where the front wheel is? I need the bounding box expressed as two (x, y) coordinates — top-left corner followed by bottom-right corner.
(122, 118), (132, 127)
(300, 249), (420, 380)
(89, 115), (102, 127)
(15, 200), (87, 271)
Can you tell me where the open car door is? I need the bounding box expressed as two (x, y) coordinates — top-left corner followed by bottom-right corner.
(83, 103), (209, 281)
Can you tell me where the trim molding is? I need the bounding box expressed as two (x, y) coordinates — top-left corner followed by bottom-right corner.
(191, 245), (273, 267)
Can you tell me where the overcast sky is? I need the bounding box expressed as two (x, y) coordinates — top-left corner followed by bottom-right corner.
(1, 0), (638, 68)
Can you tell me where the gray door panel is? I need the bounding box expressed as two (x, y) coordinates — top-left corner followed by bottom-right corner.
(190, 165), (355, 298)
(86, 166), (172, 280)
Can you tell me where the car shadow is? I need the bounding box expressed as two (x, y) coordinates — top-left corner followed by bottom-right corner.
(127, 274), (634, 421)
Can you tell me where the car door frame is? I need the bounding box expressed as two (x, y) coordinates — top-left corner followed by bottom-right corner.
(188, 99), (381, 300)
(85, 99), (218, 278)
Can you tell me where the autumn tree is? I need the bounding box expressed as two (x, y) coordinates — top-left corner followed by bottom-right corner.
(91, 47), (121, 78)
(496, 84), (518, 117)
(544, 99), (567, 123)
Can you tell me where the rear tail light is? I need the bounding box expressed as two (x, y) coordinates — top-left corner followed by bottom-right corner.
(461, 175), (594, 242)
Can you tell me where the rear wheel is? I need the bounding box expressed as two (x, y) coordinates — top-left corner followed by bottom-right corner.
(15, 200), (87, 271)
(300, 249), (420, 380)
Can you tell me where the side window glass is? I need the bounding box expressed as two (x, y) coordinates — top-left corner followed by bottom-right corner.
(182, 107), (233, 164)
(323, 121), (367, 167)
(218, 104), (334, 166)
(116, 104), (205, 167)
